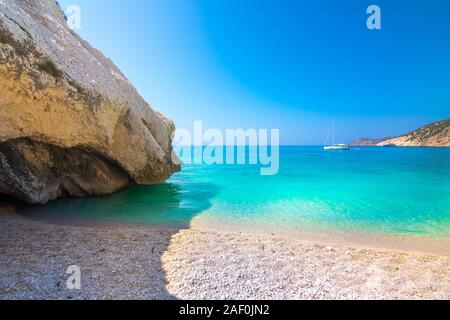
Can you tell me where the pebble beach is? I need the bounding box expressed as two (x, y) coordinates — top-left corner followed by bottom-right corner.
(1, 205), (449, 300)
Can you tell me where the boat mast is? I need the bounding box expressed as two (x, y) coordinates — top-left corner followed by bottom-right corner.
(332, 118), (335, 145)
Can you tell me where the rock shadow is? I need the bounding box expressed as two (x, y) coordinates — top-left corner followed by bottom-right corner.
(1, 181), (219, 299)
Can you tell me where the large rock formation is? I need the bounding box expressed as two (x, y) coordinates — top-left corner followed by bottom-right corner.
(0, 0), (181, 204)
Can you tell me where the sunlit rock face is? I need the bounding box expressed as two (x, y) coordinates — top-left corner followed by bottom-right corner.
(0, 0), (180, 203)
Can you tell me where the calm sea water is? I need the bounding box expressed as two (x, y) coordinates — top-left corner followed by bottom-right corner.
(23, 147), (450, 236)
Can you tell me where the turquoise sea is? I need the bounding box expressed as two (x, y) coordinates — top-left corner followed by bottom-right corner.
(23, 147), (450, 237)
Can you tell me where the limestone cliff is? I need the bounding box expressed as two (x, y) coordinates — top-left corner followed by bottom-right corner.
(0, 0), (181, 203)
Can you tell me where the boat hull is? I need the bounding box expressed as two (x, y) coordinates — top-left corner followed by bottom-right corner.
(324, 145), (350, 151)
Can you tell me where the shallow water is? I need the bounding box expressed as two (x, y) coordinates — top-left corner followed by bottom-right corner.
(23, 147), (450, 236)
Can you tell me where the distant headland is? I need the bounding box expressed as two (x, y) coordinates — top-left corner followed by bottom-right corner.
(351, 118), (450, 147)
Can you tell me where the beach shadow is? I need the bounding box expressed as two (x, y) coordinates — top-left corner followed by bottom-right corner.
(4, 181), (219, 300)
(18, 182), (218, 227)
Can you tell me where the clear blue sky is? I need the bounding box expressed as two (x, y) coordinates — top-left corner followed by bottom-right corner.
(59, 0), (450, 144)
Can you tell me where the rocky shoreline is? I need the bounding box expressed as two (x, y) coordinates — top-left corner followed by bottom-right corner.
(1, 206), (448, 300)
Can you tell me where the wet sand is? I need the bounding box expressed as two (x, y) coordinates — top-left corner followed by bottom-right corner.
(1, 205), (449, 300)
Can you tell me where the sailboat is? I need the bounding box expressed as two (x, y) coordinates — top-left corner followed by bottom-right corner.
(324, 118), (350, 151)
